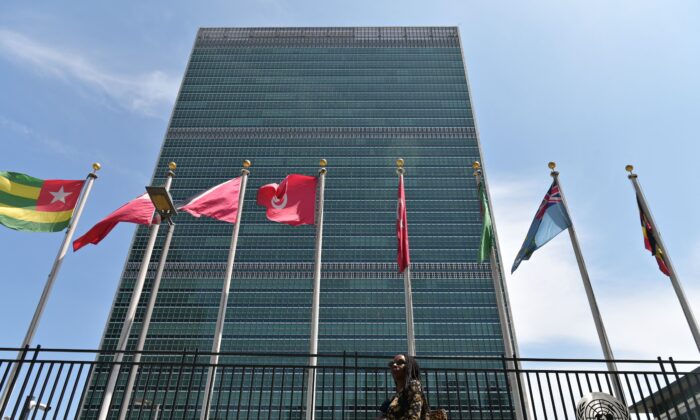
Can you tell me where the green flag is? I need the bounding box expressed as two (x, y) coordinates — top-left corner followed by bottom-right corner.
(478, 182), (493, 262)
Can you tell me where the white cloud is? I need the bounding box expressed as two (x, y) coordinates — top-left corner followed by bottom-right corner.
(0, 29), (179, 116)
(489, 176), (700, 360)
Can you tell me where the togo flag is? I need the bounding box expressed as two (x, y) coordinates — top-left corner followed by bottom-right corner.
(0, 171), (85, 232)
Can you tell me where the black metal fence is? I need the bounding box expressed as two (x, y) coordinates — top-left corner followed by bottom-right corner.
(1, 347), (698, 419)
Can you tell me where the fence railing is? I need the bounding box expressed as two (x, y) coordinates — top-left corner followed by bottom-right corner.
(1, 347), (698, 419)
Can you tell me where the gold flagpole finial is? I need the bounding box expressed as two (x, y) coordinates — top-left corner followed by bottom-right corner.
(396, 158), (405, 175)
(319, 159), (327, 175)
(168, 162), (177, 171)
(625, 164), (637, 179)
(241, 159), (251, 175)
(548, 161), (559, 177)
(92, 162), (101, 173)
(472, 161), (482, 178)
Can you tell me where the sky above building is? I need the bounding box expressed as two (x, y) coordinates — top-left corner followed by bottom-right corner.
(1, 0), (698, 361)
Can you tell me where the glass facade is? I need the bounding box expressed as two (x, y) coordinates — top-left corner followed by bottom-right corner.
(87, 27), (515, 418)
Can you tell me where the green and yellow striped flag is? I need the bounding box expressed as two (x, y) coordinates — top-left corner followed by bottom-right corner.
(0, 171), (85, 232)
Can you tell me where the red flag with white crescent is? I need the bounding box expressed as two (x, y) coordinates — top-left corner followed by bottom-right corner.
(256, 174), (317, 226)
(397, 176), (411, 273)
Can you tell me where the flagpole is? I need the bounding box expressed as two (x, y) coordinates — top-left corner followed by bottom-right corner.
(626, 165), (700, 352)
(550, 162), (624, 400)
(118, 164), (178, 419)
(472, 161), (526, 420)
(397, 159), (416, 357)
(305, 159), (327, 420)
(98, 163), (176, 420)
(200, 160), (251, 420)
(0, 163), (100, 410)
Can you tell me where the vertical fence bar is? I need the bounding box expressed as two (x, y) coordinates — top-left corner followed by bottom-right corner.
(277, 368), (285, 420)
(61, 363), (85, 420)
(554, 373), (567, 420)
(169, 350), (188, 420)
(10, 346), (41, 419)
(669, 357), (700, 414)
(525, 373), (538, 420)
(182, 349), (199, 419)
(453, 371), (464, 420)
(51, 363), (74, 419)
(31, 362), (54, 420)
(42, 363), (63, 420)
(353, 352), (357, 419)
(236, 367), (247, 420)
(543, 373), (557, 420)
(535, 373), (547, 420)
(1, 345), (30, 416)
(657, 357), (683, 419)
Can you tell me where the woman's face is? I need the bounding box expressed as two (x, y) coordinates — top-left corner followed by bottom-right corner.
(389, 354), (407, 383)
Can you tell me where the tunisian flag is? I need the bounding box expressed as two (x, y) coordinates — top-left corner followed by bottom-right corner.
(397, 176), (411, 273)
(179, 177), (242, 223)
(256, 174), (316, 226)
(73, 194), (155, 251)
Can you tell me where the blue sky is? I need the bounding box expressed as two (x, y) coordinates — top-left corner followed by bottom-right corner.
(1, 0), (698, 361)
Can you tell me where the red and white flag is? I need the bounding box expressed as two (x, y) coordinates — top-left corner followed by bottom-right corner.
(179, 177), (242, 224)
(256, 174), (317, 226)
(73, 194), (155, 251)
(397, 176), (411, 273)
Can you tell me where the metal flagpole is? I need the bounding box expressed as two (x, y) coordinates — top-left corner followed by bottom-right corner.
(200, 160), (251, 420)
(118, 163), (178, 420)
(0, 163), (100, 410)
(98, 164), (176, 420)
(472, 162), (526, 420)
(397, 159), (416, 357)
(305, 159), (327, 420)
(626, 165), (700, 352)
(550, 162), (624, 401)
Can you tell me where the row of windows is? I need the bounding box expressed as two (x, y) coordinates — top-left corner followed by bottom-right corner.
(108, 306), (500, 326)
(179, 83), (470, 94)
(178, 92), (471, 102)
(128, 249), (485, 264)
(191, 49), (462, 58)
(161, 147), (478, 160)
(163, 137), (476, 148)
(175, 100), (471, 110)
(186, 67), (466, 77)
(144, 321), (501, 337)
(157, 154), (479, 168)
(182, 75), (468, 85)
(170, 117), (474, 128)
(172, 109), (471, 119)
(187, 61), (466, 71)
(162, 223), (482, 238)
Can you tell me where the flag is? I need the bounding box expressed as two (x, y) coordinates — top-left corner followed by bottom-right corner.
(478, 182), (493, 263)
(179, 177), (242, 223)
(0, 171), (85, 232)
(73, 193), (155, 251)
(397, 175), (410, 273)
(636, 198), (670, 276)
(512, 180), (572, 273)
(256, 174), (317, 226)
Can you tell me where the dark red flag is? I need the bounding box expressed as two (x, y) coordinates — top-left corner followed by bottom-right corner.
(73, 194), (155, 251)
(397, 176), (411, 273)
(179, 177), (241, 224)
(256, 174), (317, 226)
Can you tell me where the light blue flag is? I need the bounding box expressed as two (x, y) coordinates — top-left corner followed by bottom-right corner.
(511, 180), (572, 273)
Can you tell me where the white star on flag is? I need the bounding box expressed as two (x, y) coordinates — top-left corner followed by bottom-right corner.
(50, 186), (73, 204)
